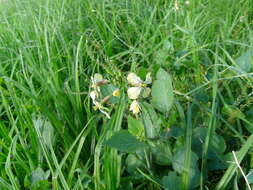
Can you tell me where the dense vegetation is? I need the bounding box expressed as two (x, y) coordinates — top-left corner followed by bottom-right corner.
(0, 0), (253, 189)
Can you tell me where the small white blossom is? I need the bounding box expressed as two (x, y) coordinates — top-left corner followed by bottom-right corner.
(129, 100), (141, 115)
(127, 87), (142, 100)
(127, 73), (142, 86)
(89, 79), (111, 119)
(174, 0), (179, 10)
(90, 90), (98, 101)
(127, 72), (152, 100)
(91, 73), (108, 92)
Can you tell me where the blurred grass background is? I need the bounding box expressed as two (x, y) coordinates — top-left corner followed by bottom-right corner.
(0, 0), (253, 189)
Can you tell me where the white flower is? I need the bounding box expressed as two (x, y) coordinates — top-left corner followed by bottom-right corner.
(89, 90), (110, 119)
(174, 0), (179, 10)
(91, 73), (108, 91)
(129, 100), (141, 115)
(90, 90), (98, 101)
(127, 73), (142, 86)
(127, 72), (152, 87)
(127, 72), (152, 100)
(127, 87), (142, 99)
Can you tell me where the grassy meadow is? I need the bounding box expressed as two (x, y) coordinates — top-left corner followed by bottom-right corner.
(0, 0), (253, 189)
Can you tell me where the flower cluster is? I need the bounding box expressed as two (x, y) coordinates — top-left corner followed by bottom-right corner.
(89, 73), (119, 119)
(127, 72), (152, 115)
(89, 72), (152, 118)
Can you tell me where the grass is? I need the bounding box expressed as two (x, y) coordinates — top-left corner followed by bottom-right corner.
(0, 0), (253, 189)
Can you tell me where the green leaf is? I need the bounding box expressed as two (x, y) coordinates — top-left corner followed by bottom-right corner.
(192, 127), (226, 158)
(246, 170), (253, 184)
(207, 156), (228, 171)
(105, 130), (146, 152)
(188, 168), (201, 189)
(150, 142), (172, 165)
(42, 121), (55, 147)
(222, 104), (245, 120)
(216, 133), (253, 190)
(141, 102), (161, 139)
(120, 181), (134, 190)
(154, 40), (173, 65)
(33, 117), (55, 147)
(172, 148), (199, 174)
(26, 167), (50, 189)
(162, 172), (181, 190)
(100, 84), (119, 103)
(137, 67), (147, 80)
(161, 126), (184, 139)
(151, 68), (174, 113)
(30, 168), (48, 184)
(172, 147), (201, 189)
(128, 116), (144, 139)
(235, 49), (253, 73)
(126, 154), (145, 174)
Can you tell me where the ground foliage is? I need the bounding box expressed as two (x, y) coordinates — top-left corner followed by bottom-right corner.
(0, 0), (253, 189)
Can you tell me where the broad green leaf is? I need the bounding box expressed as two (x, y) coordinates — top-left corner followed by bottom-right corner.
(162, 172), (181, 190)
(171, 147), (201, 190)
(128, 116), (144, 139)
(120, 181), (134, 190)
(160, 126), (184, 139)
(126, 154), (145, 174)
(246, 170), (253, 184)
(172, 148), (199, 174)
(211, 134), (226, 154)
(105, 130), (146, 152)
(192, 127), (226, 158)
(100, 84), (119, 103)
(235, 49), (253, 73)
(150, 142), (172, 165)
(154, 40), (173, 65)
(207, 157), (228, 171)
(151, 68), (174, 113)
(188, 168), (201, 189)
(141, 102), (161, 139)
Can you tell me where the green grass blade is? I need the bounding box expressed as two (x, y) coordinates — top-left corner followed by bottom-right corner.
(216, 134), (253, 190)
(200, 48), (218, 189)
(182, 104), (193, 190)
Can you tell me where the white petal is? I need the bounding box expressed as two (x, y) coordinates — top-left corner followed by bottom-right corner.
(91, 73), (103, 84)
(127, 87), (142, 99)
(94, 73), (103, 81)
(99, 108), (111, 119)
(129, 100), (141, 114)
(92, 100), (111, 119)
(142, 87), (151, 98)
(144, 72), (152, 84)
(127, 73), (142, 86)
(90, 90), (97, 101)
